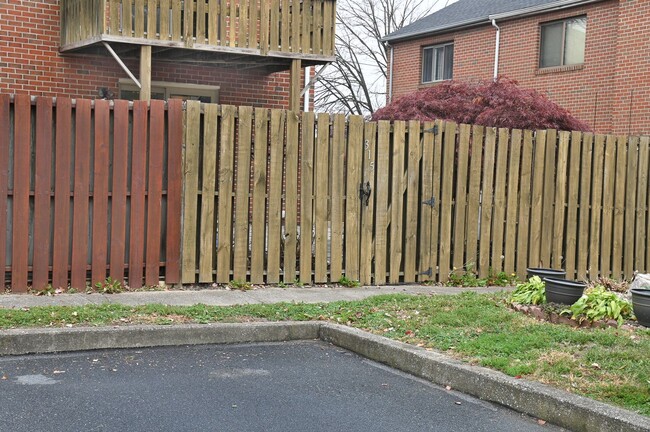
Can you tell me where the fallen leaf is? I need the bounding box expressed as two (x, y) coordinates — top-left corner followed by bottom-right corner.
(1, 375), (7, 380)
(591, 363), (601, 370)
(416, 343), (425, 347)
(537, 419), (547, 425)
(454, 401), (462, 405)
(445, 385), (452, 391)
(515, 375), (522, 379)
(53, 370), (65, 374)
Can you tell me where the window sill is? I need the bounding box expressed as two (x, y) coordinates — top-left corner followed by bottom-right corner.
(536, 64), (584, 75)
(419, 80), (450, 88)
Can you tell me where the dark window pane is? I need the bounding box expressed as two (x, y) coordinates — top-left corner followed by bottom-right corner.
(435, 47), (445, 81)
(422, 48), (433, 82)
(444, 44), (454, 79)
(540, 22), (563, 67)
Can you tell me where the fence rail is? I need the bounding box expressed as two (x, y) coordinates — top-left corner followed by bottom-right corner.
(3, 96), (650, 291)
(0, 95), (182, 292)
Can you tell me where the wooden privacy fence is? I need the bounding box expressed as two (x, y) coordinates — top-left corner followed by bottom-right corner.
(4, 96), (650, 291)
(0, 95), (183, 292)
(181, 104), (650, 285)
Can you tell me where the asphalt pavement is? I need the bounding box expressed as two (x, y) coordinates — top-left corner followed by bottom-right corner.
(0, 340), (563, 432)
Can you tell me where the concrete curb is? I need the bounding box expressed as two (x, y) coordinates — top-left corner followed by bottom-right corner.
(1, 322), (648, 432)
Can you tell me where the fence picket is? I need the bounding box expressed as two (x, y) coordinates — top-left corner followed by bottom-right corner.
(216, 105), (236, 283)
(504, 129), (522, 275)
(32, 98), (53, 290)
(166, 99), (183, 284)
(109, 101), (129, 283)
(429, 119), (444, 280)
(360, 122), (377, 285)
(251, 108), (269, 284)
(145, 100), (165, 286)
(233, 106), (253, 281)
(478, 127), (496, 278)
(389, 121), (406, 283)
(70, 100), (92, 290)
(491, 128), (509, 273)
(90, 100), (110, 285)
(129, 101), (148, 288)
(577, 133), (594, 280)
(345, 115), (364, 281)
(439, 122), (456, 282)
(528, 130), (547, 268)
(624, 136), (638, 279)
(589, 135), (606, 278)
(516, 130), (533, 278)
(565, 131), (581, 280)
(551, 131), (569, 271)
(374, 121), (390, 285)
(465, 125), (484, 273)
(452, 124), (470, 272)
(284, 111), (299, 281)
(314, 113), (329, 283)
(404, 121), (421, 282)
(267, 109), (285, 284)
(300, 112), (316, 283)
(330, 114), (346, 281)
(418, 121), (435, 282)
(540, 129), (557, 267)
(199, 104), (218, 283)
(181, 101), (201, 283)
(638, 137), (650, 272)
(600, 135), (616, 278)
(611, 135), (626, 279)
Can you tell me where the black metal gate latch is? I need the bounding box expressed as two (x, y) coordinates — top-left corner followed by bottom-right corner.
(359, 181), (372, 207)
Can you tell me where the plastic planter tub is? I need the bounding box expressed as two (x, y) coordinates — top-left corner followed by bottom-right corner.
(543, 277), (586, 305)
(526, 268), (567, 280)
(631, 289), (650, 327)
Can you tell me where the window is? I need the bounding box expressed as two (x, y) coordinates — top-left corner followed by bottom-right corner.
(539, 17), (586, 68)
(118, 79), (220, 103)
(422, 43), (454, 83)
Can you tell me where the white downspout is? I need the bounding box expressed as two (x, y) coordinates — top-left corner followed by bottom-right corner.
(304, 66), (311, 111)
(491, 19), (500, 81)
(387, 42), (394, 103)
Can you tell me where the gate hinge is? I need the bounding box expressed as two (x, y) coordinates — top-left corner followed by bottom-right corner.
(422, 196), (436, 208)
(423, 124), (439, 135)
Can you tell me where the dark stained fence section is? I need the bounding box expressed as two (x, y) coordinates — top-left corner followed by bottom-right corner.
(0, 96), (182, 291)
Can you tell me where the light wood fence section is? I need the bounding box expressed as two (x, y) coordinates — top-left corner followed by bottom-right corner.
(179, 105), (650, 285)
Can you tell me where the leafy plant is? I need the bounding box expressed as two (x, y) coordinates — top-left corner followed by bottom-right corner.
(338, 276), (360, 288)
(562, 286), (635, 326)
(93, 277), (125, 294)
(447, 268), (485, 287)
(228, 280), (252, 291)
(372, 77), (591, 132)
(486, 269), (519, 287)
(509, 276), (546, 305)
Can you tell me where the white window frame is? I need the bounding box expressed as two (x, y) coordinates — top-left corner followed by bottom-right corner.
(421, 42), (454, 84)
(539, 16), (587, 69)
(118, 79), (220, 102)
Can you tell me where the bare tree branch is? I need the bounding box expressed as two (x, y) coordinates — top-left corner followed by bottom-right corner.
(315, 0), (445, 115)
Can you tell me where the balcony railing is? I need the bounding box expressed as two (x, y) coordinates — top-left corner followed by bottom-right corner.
(61, 0), (336, 59)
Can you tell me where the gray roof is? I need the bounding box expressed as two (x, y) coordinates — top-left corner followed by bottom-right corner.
(384, 0), (594, 42)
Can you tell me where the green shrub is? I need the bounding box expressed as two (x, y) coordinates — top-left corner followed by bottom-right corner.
(509, 276), (546, 305)
(562, 286), (634, 326)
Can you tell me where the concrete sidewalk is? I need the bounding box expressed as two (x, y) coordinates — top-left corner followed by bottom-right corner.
(0, 285), (512, 309)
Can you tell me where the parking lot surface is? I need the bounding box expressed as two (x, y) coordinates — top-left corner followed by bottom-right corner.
(0, 341), (564, 431)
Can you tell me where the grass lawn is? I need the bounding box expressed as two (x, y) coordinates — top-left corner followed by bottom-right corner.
(1, 291), (649, 416)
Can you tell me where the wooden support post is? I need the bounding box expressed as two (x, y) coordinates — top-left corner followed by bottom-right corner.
(289, 59), (302, 112)
(140, 45), (152, 100)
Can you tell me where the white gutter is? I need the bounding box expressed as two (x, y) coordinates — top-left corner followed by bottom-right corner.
(491, 19), (500, 81)
(388, 43), (394, 104)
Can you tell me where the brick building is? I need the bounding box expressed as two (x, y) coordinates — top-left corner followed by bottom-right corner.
(383, 0), (650, 135)
(0, 0), (336, 110)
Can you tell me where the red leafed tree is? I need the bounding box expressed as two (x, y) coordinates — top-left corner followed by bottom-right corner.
(372, 78), (591, 132)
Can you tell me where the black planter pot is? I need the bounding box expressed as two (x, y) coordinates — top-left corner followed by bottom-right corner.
(543, 277), (586, 305)
(631, 289), (650, 327)
(527, 267), (567, 280)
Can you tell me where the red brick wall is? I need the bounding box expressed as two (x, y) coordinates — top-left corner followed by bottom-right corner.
(390, 0), (649, 135)
(0, 0), (303, 109)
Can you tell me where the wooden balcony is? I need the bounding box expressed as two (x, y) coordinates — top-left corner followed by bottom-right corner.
(60, 0), (336, 67)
